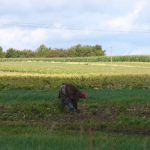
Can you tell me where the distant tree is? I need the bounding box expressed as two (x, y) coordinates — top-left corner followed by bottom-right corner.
(93, 44), (105, 56)
(4, 44), (106, 58)
(36, 44), (49, 57)
(5, 48), (18, 58)
(67, 44), (105, 57)
(0, 46), (4, 58)
(17, 49), (35, 58)
(48, 48), (67, 57)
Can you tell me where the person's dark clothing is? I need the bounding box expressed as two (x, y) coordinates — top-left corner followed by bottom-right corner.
(58, 83), (85, 112)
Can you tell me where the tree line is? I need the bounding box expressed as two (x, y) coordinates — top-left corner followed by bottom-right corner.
(0, 44), (105, 58)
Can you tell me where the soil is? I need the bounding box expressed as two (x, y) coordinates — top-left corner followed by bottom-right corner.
(0, 102), (150, 135)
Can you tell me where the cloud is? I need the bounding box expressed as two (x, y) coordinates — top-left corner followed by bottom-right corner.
(106, 1), (147, 30)
(0, 0), (150, 55)
(0, 27), (48, 50)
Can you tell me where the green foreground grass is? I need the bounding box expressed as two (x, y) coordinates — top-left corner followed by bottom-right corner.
(0, 89), (150, 149)
(0, 133), (150, 150)
(0, 88), (150, 104)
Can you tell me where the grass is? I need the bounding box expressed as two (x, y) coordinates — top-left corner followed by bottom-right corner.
(0, 89), (57, 104)
(0, 88), (150, 134)
(0, 60), (150, 149)
(0, 55), (150, 62)
(0, 61), (149, 89)
(0, 88), (150, 104)
(0, 133), (150, 150)
(0, 134), (86, 150)
(0, 61), (150, 75)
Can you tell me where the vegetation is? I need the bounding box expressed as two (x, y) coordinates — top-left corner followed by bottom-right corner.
(0, 88), (150, 104)
(0, 61), (150, 89)
(0, 59), (150, 149)
(0, 88), (150, 149)
(0, 61), (150, 75)
(0, 133), (149, 150)
(1, 55), (150, 62)
(0, 74), (150, 89)
(99, 55), (150, 62)
(0, 44), (105, 58)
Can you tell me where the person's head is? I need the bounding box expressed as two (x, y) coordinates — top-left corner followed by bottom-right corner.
(80, 91), (87, 98)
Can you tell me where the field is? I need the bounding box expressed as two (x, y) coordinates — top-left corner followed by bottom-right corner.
(0, 60), (150, 149)
(0, 55), (150, 62)
(0, 61), (150, 75)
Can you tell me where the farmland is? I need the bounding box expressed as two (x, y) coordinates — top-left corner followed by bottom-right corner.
(0, 60), (150, 149)
(0, 61), (150, 89)
(0, 61), (150, 75)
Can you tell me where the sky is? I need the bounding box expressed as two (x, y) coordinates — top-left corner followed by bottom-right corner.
(0, 0), (150, 55)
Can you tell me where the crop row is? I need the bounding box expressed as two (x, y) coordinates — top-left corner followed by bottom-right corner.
(0, 74), (150, 89)
(0, 55), (150, 62)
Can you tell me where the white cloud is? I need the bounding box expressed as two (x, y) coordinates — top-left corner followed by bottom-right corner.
(106, 1), (147, 30)
(0, 0), (150, 55)
(0, 28), (48, 50)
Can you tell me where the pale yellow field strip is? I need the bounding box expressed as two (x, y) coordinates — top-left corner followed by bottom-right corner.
(48, 61), (150, 69)
(0, 71), (131, 77)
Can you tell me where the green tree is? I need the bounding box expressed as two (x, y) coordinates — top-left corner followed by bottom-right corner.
(16, 49), (35, 58)
(5, 48), (18, 58)
(0, 46), (3, 58)
(93, 44), (105, 56)
(67, 44), (105, 57)
(36, 44), (49, 57)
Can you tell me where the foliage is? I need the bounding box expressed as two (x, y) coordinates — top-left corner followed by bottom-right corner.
(36, 44), (49, 57)
(67, 44), (105, 57)
(5, 48), (17, 58)
(0, 46), (4, 58)
(2, 44), (105, 58)
(5, 48), (35, 58)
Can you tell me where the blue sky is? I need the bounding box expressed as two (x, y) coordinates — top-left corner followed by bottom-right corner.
(0, 0), (150, 55)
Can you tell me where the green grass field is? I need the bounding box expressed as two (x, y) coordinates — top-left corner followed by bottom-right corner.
(0, 61), (150, 75)
(0, 88), (150, 149)
(0, 88), (150, 104)
(0, 133), (150, 150)
(0, 60), (150, 149)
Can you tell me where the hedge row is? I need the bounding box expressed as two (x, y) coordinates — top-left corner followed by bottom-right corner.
(0, 74), (149, 89)
(0, 55), (150, 62)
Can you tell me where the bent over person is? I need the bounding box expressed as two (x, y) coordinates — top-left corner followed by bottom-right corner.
(58, 83), (87, 112)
